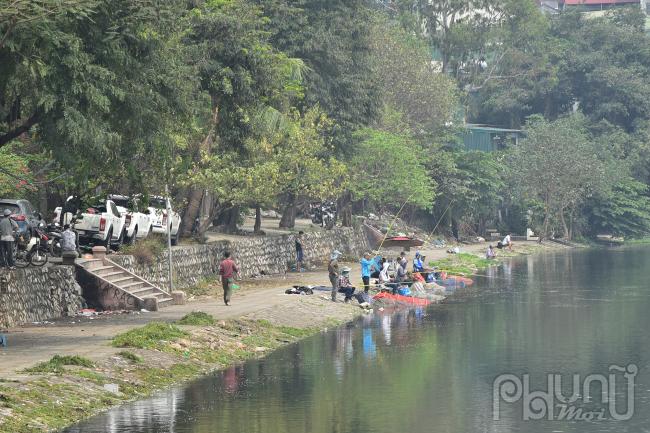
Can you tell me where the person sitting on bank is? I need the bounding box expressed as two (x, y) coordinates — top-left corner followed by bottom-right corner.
(61, 224), (77, 255)
(497, 233), (513, 251)
(486, 244), (497, 259)
(338, 267), (357, 303)
(370, 255), (383, 279)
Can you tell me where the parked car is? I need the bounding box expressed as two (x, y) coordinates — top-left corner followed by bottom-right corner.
(146, 196), (181, 245)
(73, 199), (127, 249)
(108, 194), (153, 244)
(0, 199), (45, 238)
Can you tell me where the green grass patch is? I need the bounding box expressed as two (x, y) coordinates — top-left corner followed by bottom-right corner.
(75, 370), (108, 385)
(24, 355), (95, 374)
(177, 311), (216, 326)
(117, 350), (143, 364)
(112, 322), (188, 349)
(430, 252), (496, 275)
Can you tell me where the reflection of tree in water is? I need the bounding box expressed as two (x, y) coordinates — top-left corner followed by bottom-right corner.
(73, 249), (650, 433)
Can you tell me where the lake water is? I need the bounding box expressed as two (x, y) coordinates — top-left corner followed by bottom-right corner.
(66, 247), (650, 433)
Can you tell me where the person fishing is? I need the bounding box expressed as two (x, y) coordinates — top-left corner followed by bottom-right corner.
(328, 250), (342, 302)
(413, 252), (425, 273)
(360, 252), (375, 293)
(338, 267), (357, 303)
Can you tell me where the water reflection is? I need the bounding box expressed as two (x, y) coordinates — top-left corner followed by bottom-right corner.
(67, 247), (650, 433)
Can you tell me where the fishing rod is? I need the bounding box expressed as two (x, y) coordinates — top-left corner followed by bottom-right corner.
(375, 192), (416, 254)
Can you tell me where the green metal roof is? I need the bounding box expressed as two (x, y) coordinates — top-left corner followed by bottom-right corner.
(465, 124), (522, 133)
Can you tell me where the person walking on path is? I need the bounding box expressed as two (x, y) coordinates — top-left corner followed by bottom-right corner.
(360, 252), (375, 293)
(219, 251), (239, 306)
(295, 231), (304, 272)
(328, 250), (342, 302)
(0, 209), (18, 269)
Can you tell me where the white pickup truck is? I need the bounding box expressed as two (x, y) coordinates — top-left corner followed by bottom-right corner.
(108, 195), (153, 244)
(147, 196), (181, 245)
(73, 199), (127, 249)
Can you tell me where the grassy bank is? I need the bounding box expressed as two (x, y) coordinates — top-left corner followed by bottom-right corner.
(0, 315), (323, 433)
(428, 242), (564, 275)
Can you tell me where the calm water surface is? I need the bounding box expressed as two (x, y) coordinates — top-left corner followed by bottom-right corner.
(66, 247), (650, 433)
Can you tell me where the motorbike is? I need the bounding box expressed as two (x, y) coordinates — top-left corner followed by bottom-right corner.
(47, 213), (81, 257)
(310, 201), (337, 229)
(14, 224), (49, 268)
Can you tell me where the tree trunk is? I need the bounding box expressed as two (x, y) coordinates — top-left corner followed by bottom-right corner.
(180, 103), (220, 237)
(559, 207), (569, 240)
(225, 206), (240, 234)
(338, 192), (353, 227)
(254, 205), (262, 234)
(279, 194), (296, 229)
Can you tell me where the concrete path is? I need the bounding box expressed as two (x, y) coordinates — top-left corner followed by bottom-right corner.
(0, 240), (554, 379)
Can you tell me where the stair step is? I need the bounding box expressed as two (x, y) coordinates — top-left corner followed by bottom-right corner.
(112, 276), (135, 285)
(80, 259), (104, 270)
(100, 271), (126, 280)
(158, 298), (174, 307)
(93, 265), (115, 272)
(121, 281), (145, 290)
(130, 287), (156, 296)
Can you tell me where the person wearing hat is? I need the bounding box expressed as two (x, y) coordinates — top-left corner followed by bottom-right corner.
(338, 267), (356, 303)
(328, 250), (342, 302)
(360, 252), (375, 293)
(413, 251), (424, 273)
(0, 209), (19, 269)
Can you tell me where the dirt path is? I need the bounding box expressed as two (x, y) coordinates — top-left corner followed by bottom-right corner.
(0, 240), (563, 379)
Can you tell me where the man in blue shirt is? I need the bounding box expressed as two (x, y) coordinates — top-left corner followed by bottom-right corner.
(360, 252), (375, 293)
(413, 252), (424, 273)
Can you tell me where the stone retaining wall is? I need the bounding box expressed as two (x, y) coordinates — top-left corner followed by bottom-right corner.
(110, 227), (370, 290)
(0, 266), (85, 328)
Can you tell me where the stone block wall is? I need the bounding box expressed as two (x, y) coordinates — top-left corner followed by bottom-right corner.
(0, 266), (85, 328)
(110, 227), (370, 290)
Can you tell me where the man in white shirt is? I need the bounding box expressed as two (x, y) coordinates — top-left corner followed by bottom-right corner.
(61, 224), (77, 254)
(502, 233), (513, 251)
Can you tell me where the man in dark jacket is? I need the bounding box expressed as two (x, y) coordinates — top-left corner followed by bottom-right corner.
(0, 209), (19, 269)
(328, 250), (342, 302)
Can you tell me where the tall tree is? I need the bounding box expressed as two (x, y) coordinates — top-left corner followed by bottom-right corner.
(509, 114), (615, 240)
(258, 0), (382, 151)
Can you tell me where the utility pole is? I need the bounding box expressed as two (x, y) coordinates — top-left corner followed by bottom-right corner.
(165, 184), (173, 292)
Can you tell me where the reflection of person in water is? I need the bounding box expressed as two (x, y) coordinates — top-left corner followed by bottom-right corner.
(223, 366), (242, 394)
(381, 314), (392, 345)
(362, 325), (376, 360)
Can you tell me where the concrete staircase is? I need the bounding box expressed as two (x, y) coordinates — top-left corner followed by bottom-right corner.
(77, 258), (175, 310)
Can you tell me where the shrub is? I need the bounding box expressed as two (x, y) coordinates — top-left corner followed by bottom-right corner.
(177, 312), (216, 326)
(120, 235), (166, 265)
(25, 355), (95, 374)
(112, 323), (188, 349)
(117, 351), (144, 364)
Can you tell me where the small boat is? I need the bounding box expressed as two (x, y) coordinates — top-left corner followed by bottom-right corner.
(380, 236), (425, 248)
(363, 224), (424, 249)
